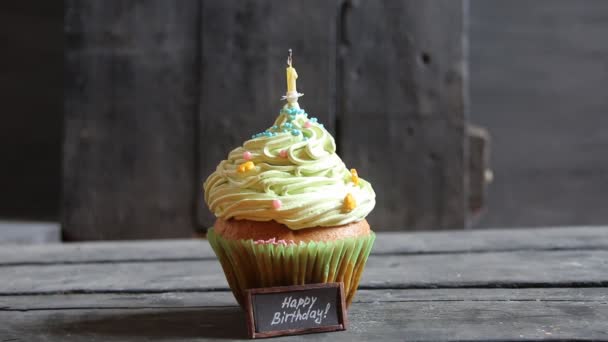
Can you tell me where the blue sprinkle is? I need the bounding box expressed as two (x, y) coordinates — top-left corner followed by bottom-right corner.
(291, 129), (300, 136)
(310, 117), (318, 122)
(319, 123), (324, 128)
(297, 109), (304, 114)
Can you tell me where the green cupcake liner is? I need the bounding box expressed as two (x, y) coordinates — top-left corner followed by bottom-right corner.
(207, 228), (375, 308)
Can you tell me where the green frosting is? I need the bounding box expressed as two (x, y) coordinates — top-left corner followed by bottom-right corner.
(203, 103), (375, 230)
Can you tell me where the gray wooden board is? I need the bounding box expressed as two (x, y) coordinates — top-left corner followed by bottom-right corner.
(197, 0), (338, 228)
(63, 0), (200, 240)
(1, 227), (607, 265)
(2, 250), (608, 295)
(2, 289), (607, 341)
(340, 0), (467, 230)
(0, 221), (60, 245)
(470, 0), (608, 228)
(2, 226), (606, 341)
(2, 288), (607, 311)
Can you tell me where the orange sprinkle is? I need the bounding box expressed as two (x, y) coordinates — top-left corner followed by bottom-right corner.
(343, 193), (356, 212)
(237, 161), (255, 173)
(350, 168), (359, 185)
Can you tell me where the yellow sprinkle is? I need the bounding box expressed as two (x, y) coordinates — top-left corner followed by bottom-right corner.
(237, 161), (255, 173)
(244, 161), (255, 171)
(350, 168), (359, 185)
(343, 193), (356, 212)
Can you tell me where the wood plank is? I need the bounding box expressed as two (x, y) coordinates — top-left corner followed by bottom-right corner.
(0, 221), (60, 245)
(3, 288), (607, 311)
(372, 225), (608, 255)
(340, 0), (467, 230)
(2, 250), (607, 295)
(197, 0), (338, 228)
(1, 289), (606, 341)
(2, 227), (606, 265)
(470, 0), (608, 228)
(63, 0), (201, 240)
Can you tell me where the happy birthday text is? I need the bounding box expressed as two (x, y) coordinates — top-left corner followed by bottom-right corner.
(271, 295), (331, 325)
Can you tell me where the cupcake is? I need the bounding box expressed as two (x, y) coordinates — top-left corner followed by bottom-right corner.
(203, 51), (376, 308)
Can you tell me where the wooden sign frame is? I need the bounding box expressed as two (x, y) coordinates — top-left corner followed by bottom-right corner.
(245, 282), (348, 339)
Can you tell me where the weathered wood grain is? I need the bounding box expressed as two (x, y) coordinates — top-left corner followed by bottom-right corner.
(61, 0), (470, 236)
(2, 289), (607, 341)
(63, 0), (201, 240)
(197, 0), (338, 228)
(2, 250), (607, 295)
(470, 0), (608, 228)
(342, 118), (466, 231)
(1, 227), (607, 265)
(1, 228), (606, 341)
(2, 288), (607, 311)
(339, 0), (467, 230)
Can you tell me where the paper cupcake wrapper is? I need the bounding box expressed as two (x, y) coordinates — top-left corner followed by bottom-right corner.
(207, 228), (375, 308)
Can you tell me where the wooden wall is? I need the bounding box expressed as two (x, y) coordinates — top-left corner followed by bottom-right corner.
(5, 0), (607, 239)
(470, 0), (608, 228)
(64, 1), (200, 240)
(0, 2), (63, 220)
(63, 0), (467, 240)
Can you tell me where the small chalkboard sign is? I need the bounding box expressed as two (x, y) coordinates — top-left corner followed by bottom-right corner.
(245, 282), (347, 339)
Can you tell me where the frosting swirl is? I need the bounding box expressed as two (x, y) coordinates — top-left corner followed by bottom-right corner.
(203, 104), (375, 230)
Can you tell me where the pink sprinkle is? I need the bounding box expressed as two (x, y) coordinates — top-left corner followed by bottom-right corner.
(279, 149), (288, 158)
(243, 151), (252, 160)
(272, 199), (282, 209)
(303, 121), (312, 128)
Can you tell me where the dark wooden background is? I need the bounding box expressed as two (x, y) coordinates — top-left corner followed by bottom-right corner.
(61, 0), (468, 240)
(0, 1), (62, 221)
(470, 0), (608, 228)
(2, 0), (607, 240)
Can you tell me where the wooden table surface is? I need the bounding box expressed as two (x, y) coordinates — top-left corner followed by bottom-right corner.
(1, 227), (607, 341)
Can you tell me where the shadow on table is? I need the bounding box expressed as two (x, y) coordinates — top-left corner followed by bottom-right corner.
(48, 306), (248, 340)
